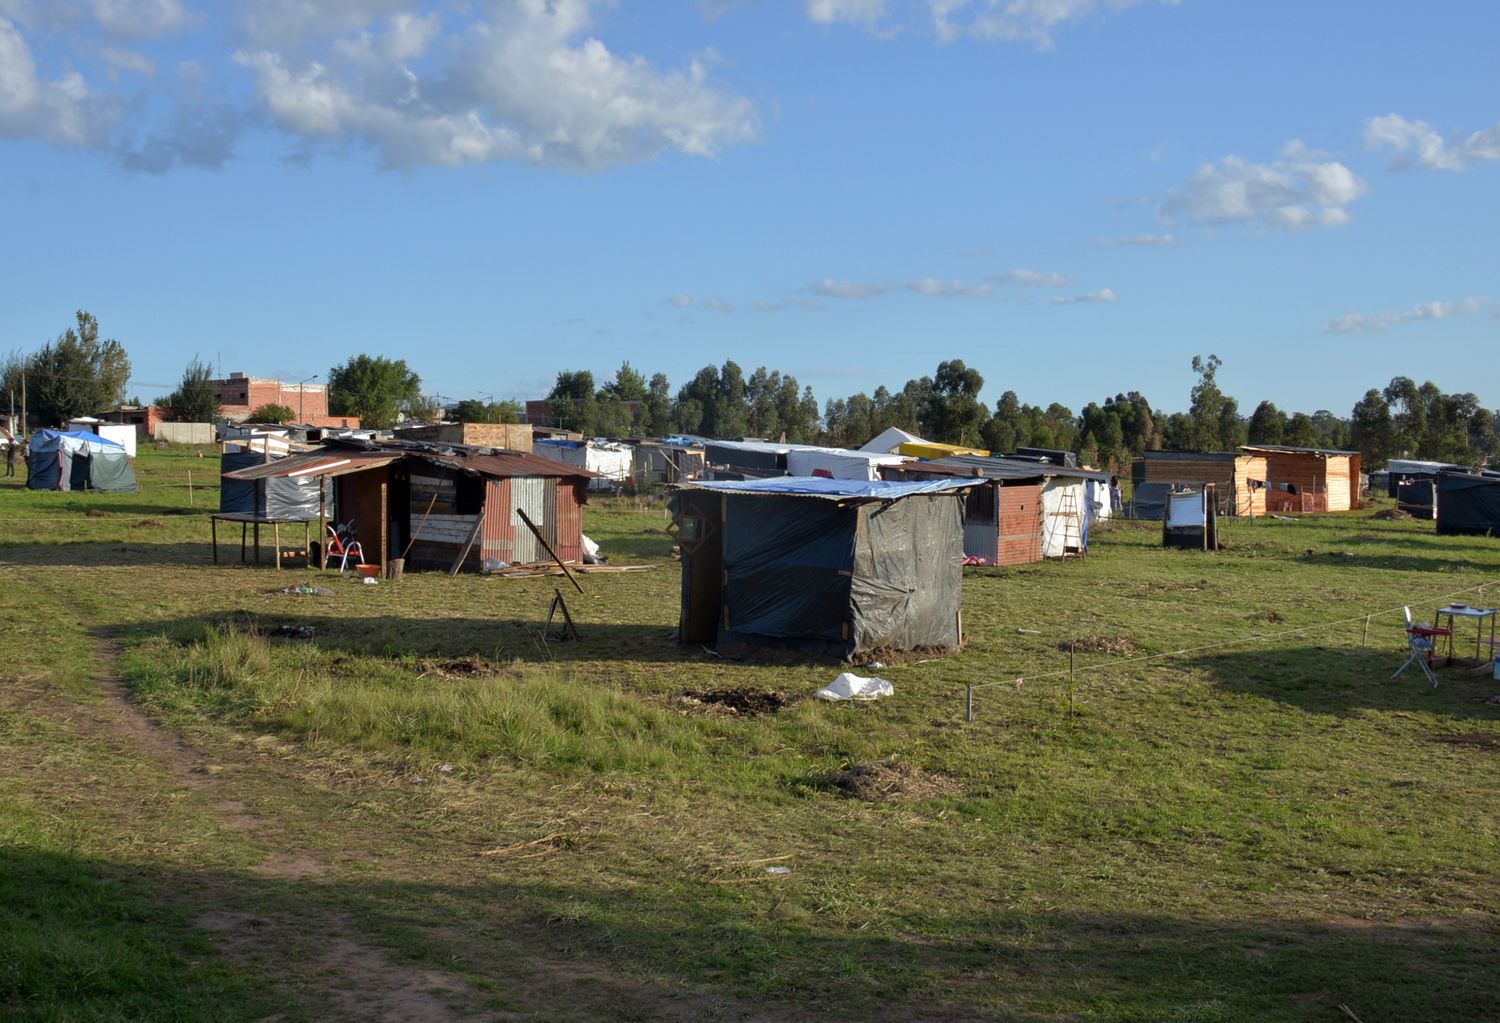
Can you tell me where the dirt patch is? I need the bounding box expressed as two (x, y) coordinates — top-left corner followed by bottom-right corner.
(137, 518), (169, 528)
(418, 656), (501, 680)
(1431, 731), (1498, 752)
(86, 507), (110, 517)
(1372, 507), (1412, 520)
(1059, 634), (1138, 655)
(678, 688), (789, 715)
(822, 758), (962, 802)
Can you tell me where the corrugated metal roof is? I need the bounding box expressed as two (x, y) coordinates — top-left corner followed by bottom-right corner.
(221, 451), (402, 480)
(1140, 450), (1240, 462)
(420, 449), (599, 479)
(929, 454), (1114, 484)
(1240, 444), (1361, 457)
(674, 476), (985, 501)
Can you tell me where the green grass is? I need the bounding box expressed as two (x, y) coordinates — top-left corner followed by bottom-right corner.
(0, 445), (1496, 1021)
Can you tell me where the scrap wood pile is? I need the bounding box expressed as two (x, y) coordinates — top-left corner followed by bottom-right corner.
(488, 562), (655, 579)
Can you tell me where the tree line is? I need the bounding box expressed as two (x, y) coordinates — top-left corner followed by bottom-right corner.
(6, 312), (1497, 470)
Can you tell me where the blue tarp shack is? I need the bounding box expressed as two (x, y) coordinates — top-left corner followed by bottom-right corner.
(26, 429), (136, 492)
(669, 476), (983, 658)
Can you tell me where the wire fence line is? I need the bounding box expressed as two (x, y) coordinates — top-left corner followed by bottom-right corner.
(966, 578), (1498, 707)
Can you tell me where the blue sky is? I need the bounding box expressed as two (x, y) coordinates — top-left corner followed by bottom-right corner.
(2, 0), (1497, 418)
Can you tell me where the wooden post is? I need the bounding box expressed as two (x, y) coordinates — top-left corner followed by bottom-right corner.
(965, 683), (973, 723)
(1068, 638), (1076, 725)
(318, 485), (327, 571)
(211, 516), (218, 564)
(379, 480), (388, 578)
(516, 507), (583, 595)
(253, 522), (260, 564)
(1362, 615), (1371, 647)
(273, 522), (282, 570)
(187, 469), (194, 508)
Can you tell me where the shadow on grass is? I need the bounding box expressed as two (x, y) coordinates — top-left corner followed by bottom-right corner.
(1190, 643), (1500, 720)
(3, 844), (1494, 1023)
(0, 539), (260, 568)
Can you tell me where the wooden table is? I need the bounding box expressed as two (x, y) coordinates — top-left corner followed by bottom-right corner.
(210, 512), (313, 570)
(1433, 605), (1497, 667)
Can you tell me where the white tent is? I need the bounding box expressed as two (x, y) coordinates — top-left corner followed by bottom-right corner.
(535, 439), (634, 490)
(785, 447), (907, 481)
(859, 426), (923, 454)
(66, 418), (138, 457)
(1040, 477), (1089, 558)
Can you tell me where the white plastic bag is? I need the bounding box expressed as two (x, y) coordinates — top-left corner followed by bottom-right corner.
(815, 672), (894, 701)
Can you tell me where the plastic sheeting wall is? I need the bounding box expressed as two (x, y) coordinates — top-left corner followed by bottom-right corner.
(850, 495), (964, 652)
(785, 448), (905, 481)
(219, 450), (328, 520)
(1040, 478), (1088, 557)
(1436, 474), (1500, 536)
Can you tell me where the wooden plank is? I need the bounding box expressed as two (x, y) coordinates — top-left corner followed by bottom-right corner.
(516, 507), (583, 595)
(448, 515), (484, 576)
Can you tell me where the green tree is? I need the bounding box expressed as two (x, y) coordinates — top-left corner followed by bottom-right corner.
(26, 311), (131, 426)
(1283, 412), (1318, 448)
(644, 373), (673, 437)
(548, 370), (597, 433)
(599, 361), (649, 403)
(327, 355), (422, 429)
(1186, 354), (1242, 451)
(1246, 401), (1286, 445)
(248, 403), (295, 423)
(408, 395), (443, 424)
(918, 360), (988, 445)
(165, 356), (221, 423)
(1350, 389), (1395, 465)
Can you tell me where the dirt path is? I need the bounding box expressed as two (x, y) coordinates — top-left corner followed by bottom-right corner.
(84, 630), (511, 1023)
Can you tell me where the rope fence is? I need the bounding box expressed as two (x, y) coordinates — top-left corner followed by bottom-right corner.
(964, 579), (1497, 721)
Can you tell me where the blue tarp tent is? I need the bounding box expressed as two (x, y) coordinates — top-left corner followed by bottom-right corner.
(26, 430), (136, 493)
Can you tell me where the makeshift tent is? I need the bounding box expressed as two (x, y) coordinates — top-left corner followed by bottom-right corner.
(1435, 472), (1500, 536)
(26, 430), (136, 492)
(785, 446), (906, 481)
(670, 477), (980, 657)
(1163, 486), (1220, 550)
(534, 439), (634, 490)
(66, 418), (137, 457)
(1128, 482), (1173, 521)
(859, 426), (923, 455)
(1395, 479), (1437, 519)
(1387, 459), (1462, 498)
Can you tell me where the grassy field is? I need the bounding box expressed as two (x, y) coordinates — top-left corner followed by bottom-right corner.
(1, 444), (1496, 1022)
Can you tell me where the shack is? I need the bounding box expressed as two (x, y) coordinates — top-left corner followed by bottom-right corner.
(670, 477), (981, 657)
(533, 438), (634, 490)
(26, 430), (136, 492)
(1240, 445), (1362, 513)
(392, 422), (533, 451)
(1163, 485), (1220, 550)
(632, 438), (706, 487)
(220, 440), (329, 521)
(1133, 451), (1268, 516)
(1435, 471), (1500, 536)
(887, 455), (1110, 561)
(222, 440), (595, 573)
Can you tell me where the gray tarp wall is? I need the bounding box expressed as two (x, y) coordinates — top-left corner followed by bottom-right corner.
(87, 452), (136, 492)
(220, 450), (329, 520)
(1436, 473), (1500, 536)
(850, 494), (964, 652)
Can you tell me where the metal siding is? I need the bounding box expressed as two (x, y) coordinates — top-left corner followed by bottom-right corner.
(554, 481), (583, 563)
(482, 478), (515, 564)
(510, 476), (545, 563)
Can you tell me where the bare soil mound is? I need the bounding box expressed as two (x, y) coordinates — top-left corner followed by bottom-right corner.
(823, 758), (961, 802)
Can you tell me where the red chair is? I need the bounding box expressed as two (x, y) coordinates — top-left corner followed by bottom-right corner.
(324, 522), (364, 572)
(1394, 606), (1451, 687)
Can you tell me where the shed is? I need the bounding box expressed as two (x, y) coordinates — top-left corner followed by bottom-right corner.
(1239, 445), (1362, 513)
(66, 418), (138, 457)
(26, 430), (136, 492)
(220, 443), (330, 521)
(859, 426), (923, 454)
(533, 438), (634, 490)
(1163, 485), (1220, 550)
(884, 455), (1110, 562)
(223, 441), (595, 573)
(669, 477), (981, 658)
(632, 439), (706, 487)
(784, 446), (907, 481)
(1134, 451), (1268, 516)
(1435, 472), (1500, 536)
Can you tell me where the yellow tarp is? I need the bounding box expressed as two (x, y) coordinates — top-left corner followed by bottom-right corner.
(897, 441), (990, 460)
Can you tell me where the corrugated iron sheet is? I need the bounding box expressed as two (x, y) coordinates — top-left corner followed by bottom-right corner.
(222, 451), (401, 480)
(510, 476), (545, 563)
(481, 478), (515, 565)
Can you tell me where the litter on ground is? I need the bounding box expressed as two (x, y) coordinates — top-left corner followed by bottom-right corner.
(815, 673), (894, 701)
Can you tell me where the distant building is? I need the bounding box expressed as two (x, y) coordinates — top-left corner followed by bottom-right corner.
(99, 405), (166, 438)
(213, 372), (357, 429)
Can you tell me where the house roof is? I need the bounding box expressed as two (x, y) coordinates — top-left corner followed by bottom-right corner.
(223, 440), (599, 481)
(1140, 450), (1241, 462)
(221, 451), (403, 480)
(1240, 444), (1361, 457)
(673, 476), (985, 501)
(928, 454), (1114, 484)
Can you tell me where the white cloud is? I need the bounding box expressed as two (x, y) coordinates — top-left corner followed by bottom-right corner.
(811, 278), (889, 299)
(99, 45), (156, 77)
(929, 0), (1179, 49)
(236, 1), (760, 169)
(0, 16), (118, 146)
(909, 276), (996, 297)
(1099, 233), (1176, 246)
(667, 293), (693, 308)
(1159, 140), (1366, 232)
(1323, 298), (1483, 334)
(753, 297), (824, 312)
(1364, 113), (1500, 172)
(702, 295), (735, 313)
(993, 267), (1068, 286)
(1052, 287), (1118, 305)
(90, 0), (192, 39)
(808, 0), (887, 25)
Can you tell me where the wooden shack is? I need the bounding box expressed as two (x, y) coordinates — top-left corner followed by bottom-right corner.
(1134, 451), (1268, 516)
(391, 422), (533, 451)
(223, 441), (594, 573)
(1240, 445), (1362, 513)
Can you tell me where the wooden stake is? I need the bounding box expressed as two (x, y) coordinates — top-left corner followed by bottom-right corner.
(1068, 638), (1076, 724)
(965, 683), (973, 722)
(187, 469), (193, 508)
(516, 507), (583, 595)
(1361, 614), (1371, 647)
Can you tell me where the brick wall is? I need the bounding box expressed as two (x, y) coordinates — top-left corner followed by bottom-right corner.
(215, 375), (328, 421)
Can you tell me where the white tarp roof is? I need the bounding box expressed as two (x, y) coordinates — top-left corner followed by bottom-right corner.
(785, 447), (908, 481)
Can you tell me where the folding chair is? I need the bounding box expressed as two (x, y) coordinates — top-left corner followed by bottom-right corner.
(1393, 606), (1450, 687)
(325, 521), (364, 572)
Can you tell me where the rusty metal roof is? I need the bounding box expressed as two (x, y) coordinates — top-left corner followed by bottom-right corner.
(223, 441), (599, 481)
(419, 449), (599, 479)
